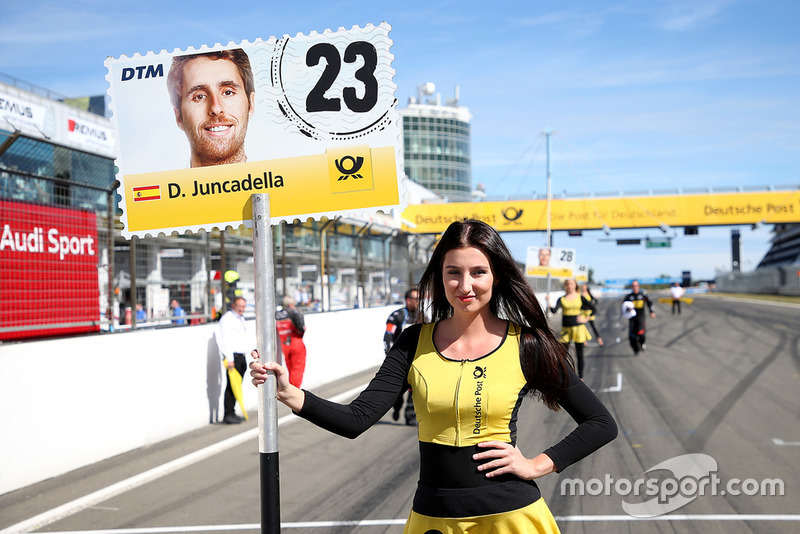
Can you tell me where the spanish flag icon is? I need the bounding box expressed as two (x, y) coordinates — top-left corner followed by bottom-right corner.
(133, 185), (161, 202)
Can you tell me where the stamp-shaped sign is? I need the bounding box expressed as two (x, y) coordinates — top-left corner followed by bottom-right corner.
(526, 246), (576, 279)
(106, 23), (403, 238)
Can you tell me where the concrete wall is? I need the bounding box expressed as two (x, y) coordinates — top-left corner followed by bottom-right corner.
(0, 305), (396, 495)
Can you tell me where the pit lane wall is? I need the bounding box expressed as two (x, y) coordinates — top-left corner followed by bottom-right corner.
(715, 264), (800, 296)
(0, 305), (397, 495)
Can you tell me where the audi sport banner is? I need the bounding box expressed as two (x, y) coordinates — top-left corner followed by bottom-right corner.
(0, 199), (100, 341)
(106, 23), (403, 238)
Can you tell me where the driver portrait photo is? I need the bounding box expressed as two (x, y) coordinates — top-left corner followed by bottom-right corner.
(166, 49), (255, 168)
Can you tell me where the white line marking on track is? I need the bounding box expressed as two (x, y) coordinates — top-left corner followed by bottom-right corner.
(0, 384), (369, 534)
(772, 438), (800, 446)
(31, 514), (800, 534)
(597, 372), (623, 393)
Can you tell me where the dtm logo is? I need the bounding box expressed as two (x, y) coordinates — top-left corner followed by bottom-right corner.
(334, 155), (365, 181)
(473, 366), (486, 379)
(121, 64), (164, 81)
(502, 206), (524, 224)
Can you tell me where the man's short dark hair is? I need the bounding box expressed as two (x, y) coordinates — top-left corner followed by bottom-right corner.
(405, 287), (418, 300)
(167, 49), (255, 114)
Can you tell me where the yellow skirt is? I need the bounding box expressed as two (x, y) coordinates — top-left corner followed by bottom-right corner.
(559, 324), (591, 344)
(403, 497), (560, 534)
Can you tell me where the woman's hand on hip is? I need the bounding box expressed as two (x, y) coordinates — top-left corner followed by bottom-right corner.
(473, 441), (556, 480)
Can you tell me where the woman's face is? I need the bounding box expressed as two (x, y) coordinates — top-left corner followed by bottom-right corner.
(564, 279), (577, 293)
(442, 247), (496, 316)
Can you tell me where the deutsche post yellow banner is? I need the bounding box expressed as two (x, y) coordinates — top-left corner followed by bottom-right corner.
(123, 145), (397, 235)
(401, 190), (800, 234)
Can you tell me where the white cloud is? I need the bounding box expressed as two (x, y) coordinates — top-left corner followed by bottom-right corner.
(656, 0), (738, 32)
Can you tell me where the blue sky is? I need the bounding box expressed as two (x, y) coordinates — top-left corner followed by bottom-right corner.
(3, 0), (798, 282)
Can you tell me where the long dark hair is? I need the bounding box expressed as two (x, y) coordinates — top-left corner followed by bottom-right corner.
(581, 282), (596, 302)
(417, 219), (571, 409)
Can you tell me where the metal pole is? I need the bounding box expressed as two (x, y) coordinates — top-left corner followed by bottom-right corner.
(356, 223), (372, 309)
(130, 235), (138, 328)
(318, 217), (340, 312)
(220, 231), (227, 311)
(280, 221), (287, 300)
(206, 232), (213, 320)
(407, 234), (421, 290)
(107, 184), (117, 331)
(384, 232), (394, 304)
(545, 130), (552, 249)
(545, 130), (553, 295)
(319, 223), (327, 312)
(252, 193), (280, 534)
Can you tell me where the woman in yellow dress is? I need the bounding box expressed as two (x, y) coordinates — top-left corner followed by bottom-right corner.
(546, 278), (595, 378)
(580, 282), (603, 347)
(250, 221), (616, 533)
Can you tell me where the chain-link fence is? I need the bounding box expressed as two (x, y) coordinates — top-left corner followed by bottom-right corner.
(111, 220), (435, 329)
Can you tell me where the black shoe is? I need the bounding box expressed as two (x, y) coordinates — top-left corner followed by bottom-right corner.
(405, 418), (417, 426)
(223, 415), (242, 424)
(233, 414), (245, 421)
(392, 408), (400, 421)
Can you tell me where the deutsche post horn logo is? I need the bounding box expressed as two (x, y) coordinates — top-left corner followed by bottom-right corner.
(473, 366), (486, 379)
(502, 207), (523, 224)
(334, 155), (364, 181)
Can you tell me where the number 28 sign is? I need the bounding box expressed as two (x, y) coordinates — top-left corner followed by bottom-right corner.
(106, 23), (403, 238)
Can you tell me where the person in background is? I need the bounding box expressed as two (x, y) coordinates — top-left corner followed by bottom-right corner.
(216, 296), (252, 424)
(249, 219), (616, 533)
(135, 303), (146, 322)
(275, 296), (307, 388)
(546, 279), (595, 379)
(384, 287), (419, 425)
(670, 282), (684, 315)
(622, 280), (655, 355)
(170, 299), (186, 325)
(580, 283), (603, 346)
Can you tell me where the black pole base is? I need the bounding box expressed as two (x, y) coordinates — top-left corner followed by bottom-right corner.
(260, 451), (281, 534)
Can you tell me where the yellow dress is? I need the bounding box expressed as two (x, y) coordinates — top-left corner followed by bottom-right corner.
(554, 296), (591, 344)
(404, 322), (561, 533)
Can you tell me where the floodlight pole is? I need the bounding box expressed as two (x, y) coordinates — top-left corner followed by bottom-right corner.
(545, 130), (553, 249)
(252, 193), (281, 534)
(545, 130), (553, 297)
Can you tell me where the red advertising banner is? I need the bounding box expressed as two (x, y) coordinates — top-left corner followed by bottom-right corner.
(0, 199), (100, 341)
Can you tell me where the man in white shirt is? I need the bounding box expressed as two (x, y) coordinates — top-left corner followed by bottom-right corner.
(216, 296), (252, 423)
(670, 282), (685, 315)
